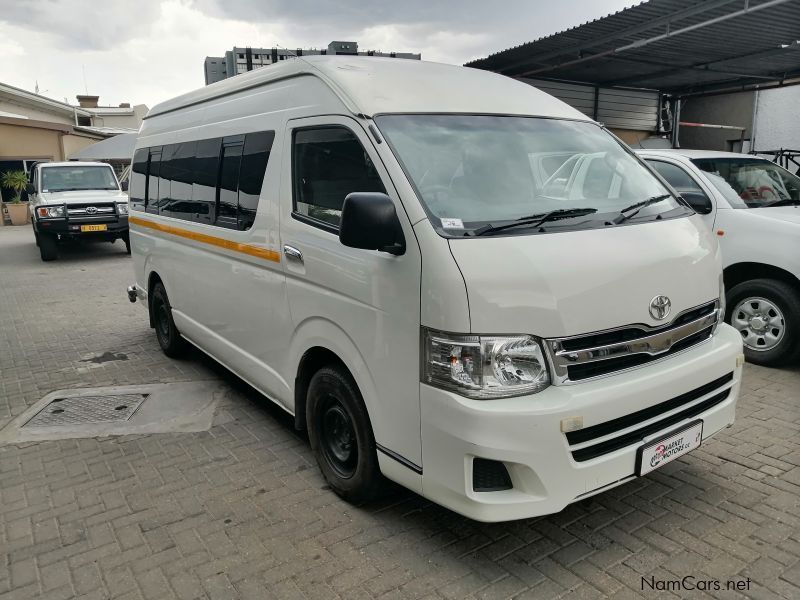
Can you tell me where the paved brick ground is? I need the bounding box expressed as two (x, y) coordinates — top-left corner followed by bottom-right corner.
(1, 225), (799, 600)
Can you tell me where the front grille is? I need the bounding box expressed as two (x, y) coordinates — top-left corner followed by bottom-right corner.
(547, 301), (719, 384)
(567, 326), (714, 381)
(567, 372), (734, 462)
(67, 204), (116, 217)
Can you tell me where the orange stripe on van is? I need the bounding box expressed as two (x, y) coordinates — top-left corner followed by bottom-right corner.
(129, 215), (281, 263)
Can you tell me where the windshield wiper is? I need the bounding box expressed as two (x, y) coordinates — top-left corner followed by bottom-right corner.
(613, 194), (672, 224)
(473, 208), (598, 236)
(763, 197), (800, 208)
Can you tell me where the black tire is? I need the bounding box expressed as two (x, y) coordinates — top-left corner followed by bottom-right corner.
(307, 366), (383, 503)
(32, 224), (40, 247)
(149, 282), (188, 358)
(726, 278), (800, 367)
(123, 234), (131, 255)
(39, 233), (58, 261)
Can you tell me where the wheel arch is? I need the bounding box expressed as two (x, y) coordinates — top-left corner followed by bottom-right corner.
(724, 262), (800, 295)
(289, 318), (379, 437)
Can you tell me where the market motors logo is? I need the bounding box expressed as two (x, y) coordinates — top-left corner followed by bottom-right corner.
(649, 444), (667, 468)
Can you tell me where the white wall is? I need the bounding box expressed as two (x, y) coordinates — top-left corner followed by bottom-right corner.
(754, 86), (800, 151)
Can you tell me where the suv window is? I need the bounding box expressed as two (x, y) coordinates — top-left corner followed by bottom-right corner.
(292, 126), (385, 229)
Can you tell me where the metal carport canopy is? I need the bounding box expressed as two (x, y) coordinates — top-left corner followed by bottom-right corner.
(466, 0), (800, 96)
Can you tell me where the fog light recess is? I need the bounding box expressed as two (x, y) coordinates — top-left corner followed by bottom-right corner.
(472, 458), (513, 492)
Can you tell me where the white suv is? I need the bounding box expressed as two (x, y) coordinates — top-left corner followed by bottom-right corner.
(27, 161), (130, 261)
(638, 149), (800, 366)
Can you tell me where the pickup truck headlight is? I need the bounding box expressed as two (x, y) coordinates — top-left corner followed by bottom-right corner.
(36, 205), (65, 218)
(117, 202), (129, 215)
(422, 329), (550, 399)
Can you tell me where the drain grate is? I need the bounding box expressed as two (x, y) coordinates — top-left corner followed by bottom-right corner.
(23, 394), (149, 427)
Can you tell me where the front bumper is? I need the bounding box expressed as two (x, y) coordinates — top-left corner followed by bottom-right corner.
(419, 323), (743, 522)
(36, 215), (129, 236)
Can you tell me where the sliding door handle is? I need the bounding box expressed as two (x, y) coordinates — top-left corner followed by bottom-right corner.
(283, 245), (303, 263)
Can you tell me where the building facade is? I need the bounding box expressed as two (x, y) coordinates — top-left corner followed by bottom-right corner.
(204, 41), (421, 85)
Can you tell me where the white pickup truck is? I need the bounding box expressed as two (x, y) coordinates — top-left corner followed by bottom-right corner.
(27, 161), (130, 262)
(637, 149), (800, 367)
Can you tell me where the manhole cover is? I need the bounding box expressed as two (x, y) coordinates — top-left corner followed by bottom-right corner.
(23, 394), (149, 427)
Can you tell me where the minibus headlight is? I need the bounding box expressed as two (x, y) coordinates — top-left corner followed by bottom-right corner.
(37, 205), (65, 218)
(422, 329), (550, 399)
(117, 202), (129, 215)
(716, 273), (726, 331)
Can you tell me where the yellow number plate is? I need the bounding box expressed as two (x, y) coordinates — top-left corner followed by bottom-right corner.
(80, 224), (107, 232)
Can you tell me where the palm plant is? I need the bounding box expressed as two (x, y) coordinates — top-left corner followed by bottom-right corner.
(1, 170), (29, 203)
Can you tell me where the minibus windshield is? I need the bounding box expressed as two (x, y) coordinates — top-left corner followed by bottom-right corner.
(41, 166), (118, 192)
(376, 115), (687, 236)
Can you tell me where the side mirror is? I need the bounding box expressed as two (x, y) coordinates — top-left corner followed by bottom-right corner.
(339, 192), (405, 255)
(120, 181), (129, 191)
(681, 191), (713, 215)
(25, 183), (35, 195)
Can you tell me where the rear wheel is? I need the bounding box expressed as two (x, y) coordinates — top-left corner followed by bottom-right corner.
(307, 366), (383, 503)
(727, 278), (800, 367)
(39, 233), (58, 261)
(149, 282), (188, 358)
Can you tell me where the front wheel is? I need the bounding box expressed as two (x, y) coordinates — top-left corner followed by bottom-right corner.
(307, 366), (384, 503)
(39, 232), (58, 261)
(123, 234), (131, 255)
(149, 282), (188, 358)
(727, 278), (800, 367)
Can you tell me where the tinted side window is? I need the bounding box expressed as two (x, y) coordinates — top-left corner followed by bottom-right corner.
(192, 138), (221, 225)
(157, 144), (178, 214)
(145, 149), (162, 215)
(238, 131), (274, 230)
(648, 160), (707, 196)
(216, 142), (243, 229)
(168, 141), (197, 221)
(293, 126), (385, 228)
(130, 148), (148, 211)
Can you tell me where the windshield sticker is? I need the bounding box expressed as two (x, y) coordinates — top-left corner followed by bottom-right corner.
(440, 218), (464, 229)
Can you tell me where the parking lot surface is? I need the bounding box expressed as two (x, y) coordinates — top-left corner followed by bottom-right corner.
(1, 225), (800, 600)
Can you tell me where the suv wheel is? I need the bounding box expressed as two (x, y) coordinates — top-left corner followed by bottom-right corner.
(307, 366), (384, 503)
(149, 282), (188, 358)
(727, 278), (800, 367)
(39, 233), (58, 261)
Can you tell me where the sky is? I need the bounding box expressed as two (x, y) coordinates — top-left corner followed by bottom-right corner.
(0, 0), (637, 109)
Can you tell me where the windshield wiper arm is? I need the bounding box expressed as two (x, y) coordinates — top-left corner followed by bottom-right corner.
(473, 208), (598, 236)
(763, 197), (800, 208)
(613, 194), (672, 224)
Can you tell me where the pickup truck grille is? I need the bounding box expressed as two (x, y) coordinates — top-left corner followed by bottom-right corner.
(546, 301), (718, 384)
(66, 204), (116, 217)
(566, 372), (734, 462)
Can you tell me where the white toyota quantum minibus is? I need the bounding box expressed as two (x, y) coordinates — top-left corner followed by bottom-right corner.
(127, 56), (744, 522)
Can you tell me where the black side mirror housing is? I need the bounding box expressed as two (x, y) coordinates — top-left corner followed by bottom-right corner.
(339, 192), (405, 255)
(681, 191), (713, 215)
(25, 183), (35, 195)
(120, 181), (129, 191)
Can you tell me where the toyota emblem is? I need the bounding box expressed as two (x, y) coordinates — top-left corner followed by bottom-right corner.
(649, 295), (672, 320)
(85, 206), (98, 214)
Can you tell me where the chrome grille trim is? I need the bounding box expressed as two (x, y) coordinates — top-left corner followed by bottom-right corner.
(67, 206), (116, 216)
(546, 301), (719, 385)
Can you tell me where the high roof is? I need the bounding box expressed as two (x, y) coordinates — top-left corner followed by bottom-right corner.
(466, 0), (800, 95)
(147, 55), (590, 121)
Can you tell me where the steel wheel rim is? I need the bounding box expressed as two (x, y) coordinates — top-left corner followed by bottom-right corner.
(319, 397), (358, 479)
(731, 296), (785, 351)
(155, 299), (171, 343)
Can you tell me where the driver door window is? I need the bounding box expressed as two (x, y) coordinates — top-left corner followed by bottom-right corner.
(292, 126), (385, 229)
